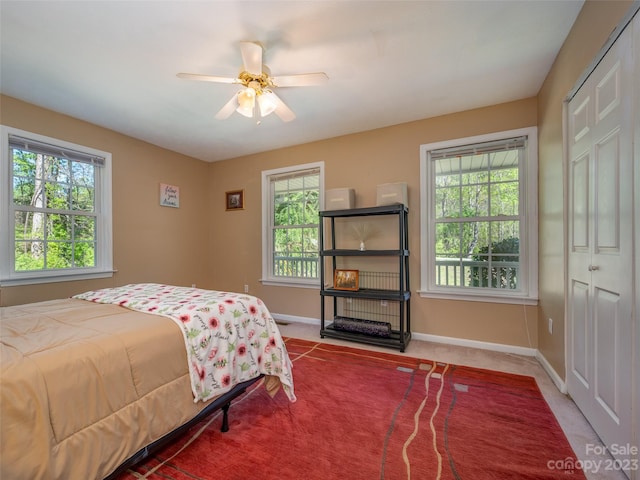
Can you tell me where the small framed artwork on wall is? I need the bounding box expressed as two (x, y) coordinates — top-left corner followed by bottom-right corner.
(225, 190), (244, 210)
(160, 183), (180, 208)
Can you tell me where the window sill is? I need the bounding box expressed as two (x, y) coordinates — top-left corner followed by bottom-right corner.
(417, 289), (538, 305)
(260, 278), (320, 289)
(0, 269), (115, 287)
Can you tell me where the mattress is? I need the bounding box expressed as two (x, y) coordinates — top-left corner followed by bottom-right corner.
(1, 298), (247, 479)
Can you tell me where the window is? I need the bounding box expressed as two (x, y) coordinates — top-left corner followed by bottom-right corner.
(261, 162), (324, 287)
(1, 126), (113, 285)
(419, 127), (538, 304)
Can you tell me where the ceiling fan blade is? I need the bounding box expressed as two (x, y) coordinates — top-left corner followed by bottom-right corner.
(240, 41), (263, 76)
(177, 73), (239, 84)
(215, 94), (239, 119)
(272, 72), (329, 87)
(270, 92), (296, 122)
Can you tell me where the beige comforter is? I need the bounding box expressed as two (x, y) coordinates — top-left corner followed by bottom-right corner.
(0, 298), (228, 479)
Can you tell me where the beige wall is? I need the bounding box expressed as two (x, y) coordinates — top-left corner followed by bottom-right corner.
(10, 1), (628, 355)
(208, 98), (539, 348)
(0, 95), (212, 306)
(2, 94), (540, 347)
(536, 0), (632, 376)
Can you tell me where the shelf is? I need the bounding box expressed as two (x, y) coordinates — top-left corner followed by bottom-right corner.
(320, 249), (409, 257)
(319, 202), (410, 352)
(321, 324), (411, 352)
(320, 204), (407, 218)
(321, 288), (410, 301)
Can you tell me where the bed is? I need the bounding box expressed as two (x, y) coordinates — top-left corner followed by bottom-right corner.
(0, 283), (295, 480)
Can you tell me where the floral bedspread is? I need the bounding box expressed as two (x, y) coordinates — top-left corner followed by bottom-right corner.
(73, 283), (295, 403)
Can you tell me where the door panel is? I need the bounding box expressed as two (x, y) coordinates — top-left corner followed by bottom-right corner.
(571, 153), (589, 250)
(593, 287), (619, 419)
(567, 19), (634, 477)
(595, 60), (620, 123)
(594, 129), (620, 252)
(569, 280), (589, 387)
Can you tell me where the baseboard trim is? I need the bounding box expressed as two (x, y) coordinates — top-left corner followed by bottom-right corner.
(272, 313), (320, 326)
(535, 350), (567, 394)
(274, 315), (537, 356)
(273, 314), (567, 394)
(412, 332), (537, 357)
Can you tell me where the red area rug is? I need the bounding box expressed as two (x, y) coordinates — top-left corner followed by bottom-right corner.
(117, 338), (586, 479)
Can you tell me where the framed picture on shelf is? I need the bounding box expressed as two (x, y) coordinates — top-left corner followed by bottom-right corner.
(225, 190), (244, 210)
(334, 269), (359, 291)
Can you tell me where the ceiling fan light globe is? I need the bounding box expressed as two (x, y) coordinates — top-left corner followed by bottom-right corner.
(236, 87), (256, 117)
(258, 92), (277, 117)
(237, 87), (255, 106)
(236, 105), (254, 117)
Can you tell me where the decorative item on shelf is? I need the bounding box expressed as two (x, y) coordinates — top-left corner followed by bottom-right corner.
(325, 188), (355, 210)
(334, 269), (359, 291)
(376, 182), (408, 207)
(332, 317), (392, 338)
(351, 223), (376, 251)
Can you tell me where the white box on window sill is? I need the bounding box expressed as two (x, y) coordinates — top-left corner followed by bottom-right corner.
(325, 188), (355, 210)
(376, 182), (407, 207)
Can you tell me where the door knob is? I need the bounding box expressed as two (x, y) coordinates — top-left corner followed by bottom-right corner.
(588, 265), (600, 271)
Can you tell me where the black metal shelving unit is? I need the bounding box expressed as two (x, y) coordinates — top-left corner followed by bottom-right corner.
(319, 204), (411, 352)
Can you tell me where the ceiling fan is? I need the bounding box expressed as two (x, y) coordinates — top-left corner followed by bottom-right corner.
(177, 42), (328, 123)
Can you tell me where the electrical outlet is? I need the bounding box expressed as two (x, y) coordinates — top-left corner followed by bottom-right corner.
(191, 284), (196, 288)
(244, 284), (249, 293)
(548, 318), (553, 335)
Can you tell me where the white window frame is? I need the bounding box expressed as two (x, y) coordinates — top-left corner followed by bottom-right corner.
(261, 161), (324, 288)
(0, 126), (113, 286)
(419, 127), (538, 305)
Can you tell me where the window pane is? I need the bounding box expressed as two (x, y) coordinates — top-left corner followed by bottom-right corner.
(12, 177), (35, 205)
(491, 220), (519, 247)
(15, 241), (45, 271)
(434, 157), (461, 185)
(14, 211), (45, 241)
(490, 176), (519, 216)
(461, 169), (489, 185)
(74, 242), (96, 267)
(74, 216), (95, 241)
(435, 183), (459, 219)
(47, 214), (71, 240)
(302, 191), (320, 224)
(72, 185), (95, 212)
(489, 151), (519, 181)
(434, 219), (464, 287)
(468, 221), (520, 289)
(46, 182), (70, 210)
(46, 242), (72, 269)
(72, 161), (95, 186)
(460, 183), (488, 217)
(435, 222), (462, 257)
(48, 157), (71, 184)
(273, 193), (288, 226)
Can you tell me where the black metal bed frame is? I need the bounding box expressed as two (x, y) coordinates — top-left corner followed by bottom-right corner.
(103, 375), (263, 480)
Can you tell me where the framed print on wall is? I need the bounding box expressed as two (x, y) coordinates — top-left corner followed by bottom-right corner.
(225, 190), (244, 210)
(160, 183), (180, 208)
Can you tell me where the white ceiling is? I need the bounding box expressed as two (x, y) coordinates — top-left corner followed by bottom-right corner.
(0, 0), (584, 163)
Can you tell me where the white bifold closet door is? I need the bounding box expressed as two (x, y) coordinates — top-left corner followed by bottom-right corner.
(566, 9), (637, 479)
